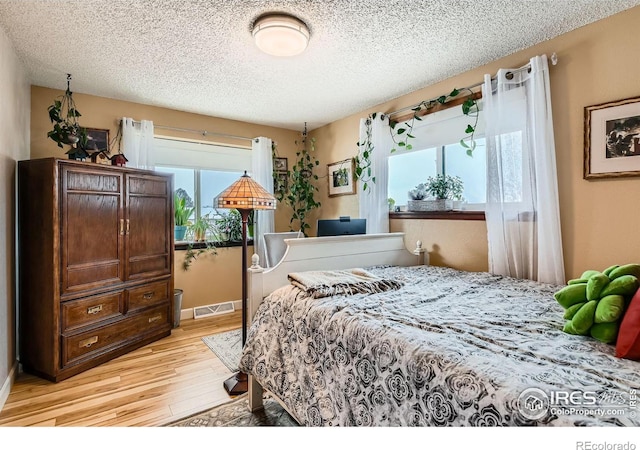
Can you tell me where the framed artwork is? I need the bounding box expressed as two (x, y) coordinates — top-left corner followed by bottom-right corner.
(274, 171), (288, 192)
(274, 157), (288, 172)
(327, 158), (356, 197)
(584, 96), (640, 179)
(84, 128), (110, 153)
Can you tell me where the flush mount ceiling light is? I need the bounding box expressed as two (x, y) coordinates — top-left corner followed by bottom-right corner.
(252, 13), (310, 57)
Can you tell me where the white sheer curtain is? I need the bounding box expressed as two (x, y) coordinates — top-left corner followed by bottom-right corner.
(251, 136), (275, 267)
(482, 54), (565, 285)
(358, 113), (393, 234)
(121, 117), (155, 170)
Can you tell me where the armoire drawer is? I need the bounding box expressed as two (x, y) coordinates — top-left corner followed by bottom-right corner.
(127, 280), (170, 312)
(61, 290), (125, 332)
(62, 304), (170, 367)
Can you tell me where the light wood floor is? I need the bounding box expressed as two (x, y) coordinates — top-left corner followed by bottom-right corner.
(0, 311), (242, 427)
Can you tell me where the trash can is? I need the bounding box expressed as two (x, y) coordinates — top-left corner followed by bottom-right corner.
(173, 289), (183, 328)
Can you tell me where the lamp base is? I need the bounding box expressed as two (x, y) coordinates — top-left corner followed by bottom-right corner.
(223, 371), (248, 396)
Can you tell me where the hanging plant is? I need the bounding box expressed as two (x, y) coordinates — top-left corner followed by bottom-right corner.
(272, 124), (322, 235)
(47, 74), (83, 149)
(355, 87), (480, 191)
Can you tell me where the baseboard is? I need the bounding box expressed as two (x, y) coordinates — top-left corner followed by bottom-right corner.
(0, 362), (18, 414)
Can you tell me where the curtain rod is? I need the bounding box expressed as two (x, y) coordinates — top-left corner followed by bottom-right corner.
(388, 52), (558, 117)
(127, 120), (254, 142)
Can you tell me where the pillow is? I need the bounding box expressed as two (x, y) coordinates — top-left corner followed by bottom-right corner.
(615, 288), (640, 360)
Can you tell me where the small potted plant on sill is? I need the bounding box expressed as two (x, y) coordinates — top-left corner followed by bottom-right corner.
(424, 174), (463, 211)
(407, 175), (464, 211)
(189, 214), (215, 242)
(174, 194), (194, 241)
(214, 209), (243, 242)
(407, 183), (428, 211)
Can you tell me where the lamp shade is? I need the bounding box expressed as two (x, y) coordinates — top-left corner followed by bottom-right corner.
(216, 171), (276, 210)
(252, 14), (309, 57)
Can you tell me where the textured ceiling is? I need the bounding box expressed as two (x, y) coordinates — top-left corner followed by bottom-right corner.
(1, 0), (639, 132)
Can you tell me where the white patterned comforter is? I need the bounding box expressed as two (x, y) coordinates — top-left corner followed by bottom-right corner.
(239, 265), (640, 426)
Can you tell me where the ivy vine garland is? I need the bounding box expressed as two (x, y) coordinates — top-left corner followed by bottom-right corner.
(272, 127), (322, 235)
(355, 87), (480, 192)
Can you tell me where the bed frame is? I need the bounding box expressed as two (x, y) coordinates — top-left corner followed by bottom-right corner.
(246, 232), (425, 416)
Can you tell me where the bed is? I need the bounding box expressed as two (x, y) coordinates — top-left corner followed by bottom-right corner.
(239, 233), (640, 426)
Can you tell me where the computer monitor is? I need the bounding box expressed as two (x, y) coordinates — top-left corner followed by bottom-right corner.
(316, 216), (366, 237)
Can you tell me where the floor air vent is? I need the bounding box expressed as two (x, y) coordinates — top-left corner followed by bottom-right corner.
(193, 301), (235, 319)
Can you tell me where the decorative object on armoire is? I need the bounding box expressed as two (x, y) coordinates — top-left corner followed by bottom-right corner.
(47, 73), (83, 148)
(90, 150), (110, 165)
(215, 171), (276, 395)
(272, 123), (321, 235)
(110, 153), (128, 166)
(18, 158), (174, 382)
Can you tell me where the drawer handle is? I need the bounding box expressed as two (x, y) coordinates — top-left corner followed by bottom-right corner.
(143, 292), (154, 300)
(87, 304), (103, 315)
(79, 336), (98, 348)
(148, 314), (162, 323)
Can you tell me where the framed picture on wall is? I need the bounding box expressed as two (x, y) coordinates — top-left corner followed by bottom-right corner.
(327, 158), (356, 197)
(274, 157), (288, 172)
(584, 95), (640, 179)
(83, 128), (110, 153)
(274, 171), (288, 192)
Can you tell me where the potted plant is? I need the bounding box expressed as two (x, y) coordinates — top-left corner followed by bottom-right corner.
(272, 124), (321, 236)
(181, 213), (218, 271)
(407, 176), (463, 211)
(407, 183), (428, 211)
(189, 214), (213, 242)
(47, 74), (83, 151)
(215, 209), (242, 242)
(174, 194), (193, 241)
(424, 174), (463, 211)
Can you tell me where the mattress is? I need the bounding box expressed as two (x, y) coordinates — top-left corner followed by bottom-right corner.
(239, 265), (640, 426)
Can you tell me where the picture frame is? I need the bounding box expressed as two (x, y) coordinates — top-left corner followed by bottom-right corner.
(273, 157), (288, 172)
(584, 96), (640, 179)
(83, 128), (110, 153)
(327, 158), (356, 197)
(274, 171), (288, 192)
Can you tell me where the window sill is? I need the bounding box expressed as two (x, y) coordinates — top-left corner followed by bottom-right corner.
(175, 239), (254, 251)
(389, 211), (485, 221)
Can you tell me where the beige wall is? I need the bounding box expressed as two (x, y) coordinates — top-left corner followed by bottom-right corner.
(31, 85), (303, 233)
(311, 6), (640, 280)
(0, 25), (30, 407)
(30, 86), (302, 311)
(174, 245), (252, 310)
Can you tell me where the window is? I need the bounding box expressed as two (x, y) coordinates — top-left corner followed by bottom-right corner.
(154, 137), (252, 241)
(388, 102), (487, 211)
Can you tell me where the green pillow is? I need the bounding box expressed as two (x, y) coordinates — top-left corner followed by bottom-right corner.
(594, 295), (625, 324)
(554, 266), (640, 344)
(554, 283), (587, 309)
(591, 322), (619, 344)
(600, 275), (639, 297)
(570, 300), (597, 335)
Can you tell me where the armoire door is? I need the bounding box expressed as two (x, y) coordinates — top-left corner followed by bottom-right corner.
(60, 165), (125, 295)
(125, 173), (173, 280)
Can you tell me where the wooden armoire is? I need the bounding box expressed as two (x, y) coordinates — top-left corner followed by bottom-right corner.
(18, 158), (174, 382)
